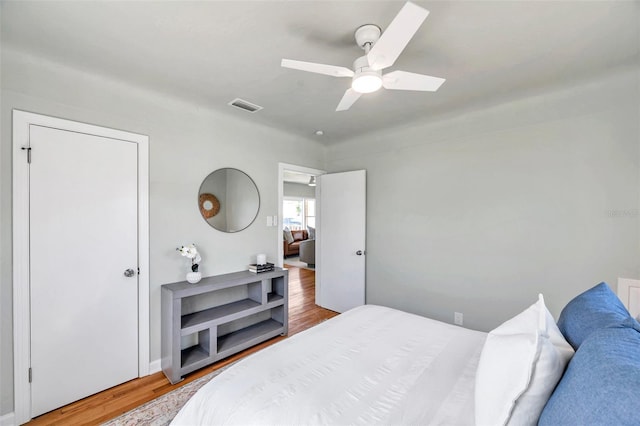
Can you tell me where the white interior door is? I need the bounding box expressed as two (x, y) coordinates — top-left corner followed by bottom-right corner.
(29, 125), (139, 416)
(317, 170), (366, 312)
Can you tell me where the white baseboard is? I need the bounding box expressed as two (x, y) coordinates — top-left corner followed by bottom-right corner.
(0, 412), (15, 426)
(149, 359), (162, 375)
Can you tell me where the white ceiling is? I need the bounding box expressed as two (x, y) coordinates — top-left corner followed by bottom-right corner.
(2, 1), (639, 145)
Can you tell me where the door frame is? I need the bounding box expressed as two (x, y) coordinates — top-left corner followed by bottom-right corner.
(12, 110), (150, 424)
(277, 163), (325, 268)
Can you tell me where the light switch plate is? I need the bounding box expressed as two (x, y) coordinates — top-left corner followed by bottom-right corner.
(266, 216), (273, 227)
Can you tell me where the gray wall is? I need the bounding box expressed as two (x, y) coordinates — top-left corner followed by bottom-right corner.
(1, 29), (639, 422)
(284, 181), (316, 199)
(327, 67), (640, 332)
(0, 47), (325, 415)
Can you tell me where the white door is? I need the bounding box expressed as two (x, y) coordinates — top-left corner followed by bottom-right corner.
(317, 170), (366, 312)
(29, 125), (139, 416)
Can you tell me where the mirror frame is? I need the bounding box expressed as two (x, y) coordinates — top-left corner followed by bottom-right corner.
(198, 168), (260, 233)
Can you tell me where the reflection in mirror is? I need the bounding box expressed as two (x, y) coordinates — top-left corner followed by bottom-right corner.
(198, 168), (260, 232)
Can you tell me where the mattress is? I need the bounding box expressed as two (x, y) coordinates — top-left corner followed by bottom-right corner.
(171, 305), (487, 425)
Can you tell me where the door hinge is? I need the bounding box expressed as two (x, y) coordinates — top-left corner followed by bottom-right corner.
(21, 146), (32, 163)
(28, 367), (32, 383)
(137, 267), (140, 275)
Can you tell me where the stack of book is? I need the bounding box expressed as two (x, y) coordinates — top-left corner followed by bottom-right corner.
(248, 262), (275, 273)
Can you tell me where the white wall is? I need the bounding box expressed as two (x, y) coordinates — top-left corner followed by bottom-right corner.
(0, 47), (325, 415)
(327, 67), (640, 332)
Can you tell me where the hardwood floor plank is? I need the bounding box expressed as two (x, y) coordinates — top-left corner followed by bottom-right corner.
(26, 266), (337, 425)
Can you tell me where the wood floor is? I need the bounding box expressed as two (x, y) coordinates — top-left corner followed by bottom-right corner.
(27, 265), (337, 426)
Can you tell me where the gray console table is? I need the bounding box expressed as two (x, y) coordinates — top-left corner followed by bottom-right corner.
(161, 268), (289, 384)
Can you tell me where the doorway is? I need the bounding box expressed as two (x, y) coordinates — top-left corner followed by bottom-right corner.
(12, 111), (149, 424)
(277, 163), (324, 269)
(278, 165), (366, 314)
(282, 178), (317, 270)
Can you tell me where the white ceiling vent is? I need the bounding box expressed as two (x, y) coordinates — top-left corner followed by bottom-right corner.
(228, 98), (263, 113)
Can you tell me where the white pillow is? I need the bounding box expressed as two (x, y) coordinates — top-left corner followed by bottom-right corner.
(283, 227), (294, 244)
(475, 294), (574, 426)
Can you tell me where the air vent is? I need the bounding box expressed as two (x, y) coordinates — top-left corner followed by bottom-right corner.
(228, 98), (263, 113)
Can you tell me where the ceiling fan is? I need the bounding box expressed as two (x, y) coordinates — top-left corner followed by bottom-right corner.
(281, 1), (445, 112)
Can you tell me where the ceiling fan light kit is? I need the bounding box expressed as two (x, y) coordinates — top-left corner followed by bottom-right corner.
(351, 55), (382, 93)
(281, 1), (445, 111)
(352, 73), (382, 93)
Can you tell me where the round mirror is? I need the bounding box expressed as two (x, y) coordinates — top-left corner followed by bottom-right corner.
(198, 168), (260, 232)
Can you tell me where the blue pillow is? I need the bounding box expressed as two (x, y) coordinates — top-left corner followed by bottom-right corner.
(557, 282), (631, 350)
(539, 324), (640, 426)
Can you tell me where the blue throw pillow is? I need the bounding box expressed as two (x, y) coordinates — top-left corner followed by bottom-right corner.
(539, 324), (640, 426)
(557, 282), (631, 350)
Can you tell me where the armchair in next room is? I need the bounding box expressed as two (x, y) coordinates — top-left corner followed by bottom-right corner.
(283, 229), (308, 257)
(299, 239), (315, 267)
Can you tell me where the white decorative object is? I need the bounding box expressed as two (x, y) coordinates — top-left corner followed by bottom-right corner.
(186, 271), (202, 284)
(177, 244), (202, 284)
(256, 254), (267, 265)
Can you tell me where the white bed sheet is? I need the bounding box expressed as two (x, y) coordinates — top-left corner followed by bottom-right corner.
(171, 305), (487, 426)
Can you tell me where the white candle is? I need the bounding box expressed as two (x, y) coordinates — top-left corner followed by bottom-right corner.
(257, 253), (267, 265)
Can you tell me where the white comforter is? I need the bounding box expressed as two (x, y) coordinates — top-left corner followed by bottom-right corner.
(171, 305), (486, 425)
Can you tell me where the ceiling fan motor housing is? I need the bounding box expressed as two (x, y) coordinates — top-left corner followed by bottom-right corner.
(354, 24), (381, 49)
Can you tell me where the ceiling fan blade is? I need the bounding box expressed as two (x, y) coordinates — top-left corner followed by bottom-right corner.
(367, 2), (429, 71)
(281, 59), (354, 77)
(336, 88), (362, 111)
(382, 70), (445, 91)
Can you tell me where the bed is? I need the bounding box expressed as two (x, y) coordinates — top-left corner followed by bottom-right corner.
(172, 283), (640, 426)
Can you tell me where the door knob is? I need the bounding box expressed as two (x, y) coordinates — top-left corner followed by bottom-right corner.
(356, 250), (364, 256)
(124, 268), (135, 277)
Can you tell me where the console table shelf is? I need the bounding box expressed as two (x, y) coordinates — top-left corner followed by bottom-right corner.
(217, 319), (283, 355)
(162, 268), (289, 384)
(182, 345), (209, 367)
(181, 299), (261, 332)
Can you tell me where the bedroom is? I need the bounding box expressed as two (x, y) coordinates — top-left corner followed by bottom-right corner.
(1, 0), (639, 424)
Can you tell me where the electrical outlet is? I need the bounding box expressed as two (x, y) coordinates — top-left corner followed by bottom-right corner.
(454, 312), (463, 326)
